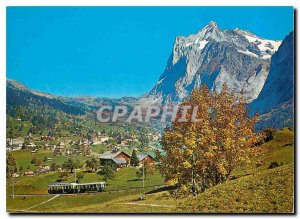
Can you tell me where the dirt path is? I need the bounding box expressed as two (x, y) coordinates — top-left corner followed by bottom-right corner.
(8, 195), (60, 213)
(26, 194), (60, 210)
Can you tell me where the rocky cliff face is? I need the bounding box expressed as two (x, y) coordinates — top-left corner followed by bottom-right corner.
(145, 21), (281, 104)
(250, 32), (294, 114)
(250, 32), (294, 129)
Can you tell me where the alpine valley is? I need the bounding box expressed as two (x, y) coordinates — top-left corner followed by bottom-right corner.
(6, 19), (295, 214)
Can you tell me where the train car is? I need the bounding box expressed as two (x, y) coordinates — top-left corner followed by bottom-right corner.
(48, 182), (106, 194)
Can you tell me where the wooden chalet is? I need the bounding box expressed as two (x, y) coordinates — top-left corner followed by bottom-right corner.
(137, 154), (155, 167)
(98, 150), (131, 167)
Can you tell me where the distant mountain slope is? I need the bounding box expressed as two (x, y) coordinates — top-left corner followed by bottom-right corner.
(144, 21), (281, 103)
(6, 79), (140, 125)
(7, 79), (86, 115)
(7, 79), (55, 99)
(62, 96), (138, 109)
(255, 100), (294, 130)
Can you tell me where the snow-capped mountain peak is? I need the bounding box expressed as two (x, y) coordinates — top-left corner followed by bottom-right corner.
(145, 21), (283, 104)
(198, 21), (219, 34)
(234, 28), (281, 59)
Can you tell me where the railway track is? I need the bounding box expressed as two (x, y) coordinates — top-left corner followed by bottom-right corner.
(6, 184), (167, 197)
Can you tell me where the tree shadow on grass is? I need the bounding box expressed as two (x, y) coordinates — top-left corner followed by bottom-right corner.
(146, 185), (177, 194)
(127, 178), (143, 182)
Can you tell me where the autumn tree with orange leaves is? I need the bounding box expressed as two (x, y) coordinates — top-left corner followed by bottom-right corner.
(158, 84), (263, 195)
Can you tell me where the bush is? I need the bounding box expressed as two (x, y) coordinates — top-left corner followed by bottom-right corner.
(31, 157), (37, 164)
(58, 171), (69, 181)
(288, 126), (294, 131)
(268, 161), (280, 169)
(264, 128), (277, 142)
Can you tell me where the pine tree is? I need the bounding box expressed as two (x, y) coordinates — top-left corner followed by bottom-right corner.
(130, 149), (139, 166)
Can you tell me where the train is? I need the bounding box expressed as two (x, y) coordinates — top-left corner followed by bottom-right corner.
(48, 182), (106, 194)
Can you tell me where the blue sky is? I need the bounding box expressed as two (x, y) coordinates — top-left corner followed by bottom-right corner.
(7, 6), (294, 98)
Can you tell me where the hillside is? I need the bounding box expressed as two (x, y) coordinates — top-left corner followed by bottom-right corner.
(256, 100), (294, 130)
(7, 79), (87, 116)
(232, 127), (294, 176)
(176, 127), (294, 213)
(178, 163), (294, 213)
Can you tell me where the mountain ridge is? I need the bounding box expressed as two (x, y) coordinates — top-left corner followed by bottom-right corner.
(145, 21), (281, 104)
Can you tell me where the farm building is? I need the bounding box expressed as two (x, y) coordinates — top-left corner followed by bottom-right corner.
(99, 150), (131, 167)
(7, 137), (24, 147)
(40, 136), (54, 141)
(92, 136), (109, 145)
(26, 142), (37, 149)
(12, 145), (22, 151)
(65, 148), (76, 156)
(24, 171), (35, 177)
(137, 154), (155, 167)
(58, 142), (65, 147)
(36, 165), (50, 174)
(53, 149), (62, 156)
(43, 143), (52, 150)
(11, 173), (20, 178)
(48, 182), (106, 194)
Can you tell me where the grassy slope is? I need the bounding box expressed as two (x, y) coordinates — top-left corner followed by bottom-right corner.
(233, 127), (294, 176)
(48, 164), (294, 213)
(22, 190), (145, 213)
(258, 127), (294, 170)
(178, 163), (294, 213)
(11, 150), (53, 172)
(63, 191), (177, 213)
(7, 167), (164, 195)
(7, 189), (176, 213)
(7, 128), (294, 213)
(81, 168), (164, 190)
(176, 128), (294, 213)
(7, 172), (60, 194)
(10, 150), (86, 172)
(7, 196), (51, 212)
(10, 164), (293, 213)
